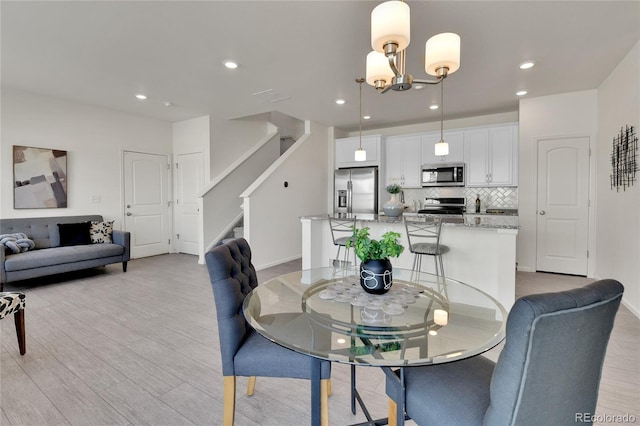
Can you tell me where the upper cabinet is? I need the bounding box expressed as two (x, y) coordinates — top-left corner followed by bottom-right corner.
(335, 135), (382, 169)
(421, 131), (464, 165)
(385, 134), (422, 187)
(465, 124), (518, 187)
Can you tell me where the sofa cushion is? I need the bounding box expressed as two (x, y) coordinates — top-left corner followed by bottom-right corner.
(58, 222), (91, 246)
(4, 244), (125, 272)
(90, 220), (114, 244)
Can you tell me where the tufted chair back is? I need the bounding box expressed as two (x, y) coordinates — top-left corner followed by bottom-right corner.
(387, 279), (624, 426)
(205, 238), (258, 376)
(484, 279), (624, 425)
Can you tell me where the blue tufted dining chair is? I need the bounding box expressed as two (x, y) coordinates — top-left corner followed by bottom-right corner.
(205, 238), (331, 426)
(386, 279), (624, 426)
(0, 292), (26, 355)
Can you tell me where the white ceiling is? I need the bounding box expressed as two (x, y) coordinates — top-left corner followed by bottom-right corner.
(2, 1), (638, 132)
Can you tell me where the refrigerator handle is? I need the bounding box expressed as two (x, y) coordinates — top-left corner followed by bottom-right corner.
(347, 180), (352, 213)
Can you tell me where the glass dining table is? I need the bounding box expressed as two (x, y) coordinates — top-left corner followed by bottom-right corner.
(243, 266), (507, 426)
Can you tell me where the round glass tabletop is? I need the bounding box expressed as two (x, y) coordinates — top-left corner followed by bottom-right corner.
(243, 266), (506, 366)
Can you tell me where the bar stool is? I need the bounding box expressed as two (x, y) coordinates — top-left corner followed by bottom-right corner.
(328, 215), (357, 267)
(404, 217), (449, 283)
(0, 292), (26, 355)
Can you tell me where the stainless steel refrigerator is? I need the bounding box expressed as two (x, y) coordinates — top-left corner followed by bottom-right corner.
(334, 167), (378, 214)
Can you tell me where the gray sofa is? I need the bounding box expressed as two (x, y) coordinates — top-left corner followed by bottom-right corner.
(1, 215), (130, 289)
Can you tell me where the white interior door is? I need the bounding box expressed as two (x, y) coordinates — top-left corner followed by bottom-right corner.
(123, 151), (171, 258)
(536, 137), (590, 275)
(175, 152), (203, 255)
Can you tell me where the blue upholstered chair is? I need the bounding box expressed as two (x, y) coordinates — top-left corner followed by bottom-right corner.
(0, 292), (26, 355)
(386, 279), (624, 426)
(205, 238), (331, 426)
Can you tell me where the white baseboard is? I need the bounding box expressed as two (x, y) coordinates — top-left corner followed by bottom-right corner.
(516, 266), (535, 272)
(255, 255), (302, 271)
(622, 299), (640, 320)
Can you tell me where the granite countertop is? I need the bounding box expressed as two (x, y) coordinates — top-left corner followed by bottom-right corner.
(301, 213), (519, 230)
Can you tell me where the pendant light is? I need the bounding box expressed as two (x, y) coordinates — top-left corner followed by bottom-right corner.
(354, 78), (367, 161)
(434, 78), (449, 157)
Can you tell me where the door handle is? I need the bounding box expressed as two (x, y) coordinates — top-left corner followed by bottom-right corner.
(126, 212), (132, 216)
(539, 210), (546, 215)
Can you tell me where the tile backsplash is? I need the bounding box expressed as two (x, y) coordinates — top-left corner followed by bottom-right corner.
(401, 187), (518, 212)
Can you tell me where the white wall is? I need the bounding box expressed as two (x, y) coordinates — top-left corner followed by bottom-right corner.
(1, 88), (172, 228)
(243, 120), (330, 269)
(518, 90), (598, 274)
(209, 115), (270, 177)
(596, 41), (640, 316)
(270, 111), (305, 140)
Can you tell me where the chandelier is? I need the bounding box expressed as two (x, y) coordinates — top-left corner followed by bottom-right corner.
(365, 0), (461, 156)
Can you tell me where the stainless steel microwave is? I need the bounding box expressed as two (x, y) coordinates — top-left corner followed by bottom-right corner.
(421, 163), (465, 187)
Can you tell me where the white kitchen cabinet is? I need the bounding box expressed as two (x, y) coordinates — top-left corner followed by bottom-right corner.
(385, 134), (422, 188)
(421, 131), (464, 165)
(335, 135), (381, 168)
(465, 124), (518, 187)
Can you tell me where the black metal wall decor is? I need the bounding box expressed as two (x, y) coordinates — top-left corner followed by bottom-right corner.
(610, 125), (638, 191)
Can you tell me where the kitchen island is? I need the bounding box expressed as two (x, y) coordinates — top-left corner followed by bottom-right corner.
(300, 213), (518, 310)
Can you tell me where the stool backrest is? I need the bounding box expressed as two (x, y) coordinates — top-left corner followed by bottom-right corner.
(404, 218), (444, 252)
(328, 215), (356, 245)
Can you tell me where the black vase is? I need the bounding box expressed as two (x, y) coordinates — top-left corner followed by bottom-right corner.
(359, 258), (393, 294)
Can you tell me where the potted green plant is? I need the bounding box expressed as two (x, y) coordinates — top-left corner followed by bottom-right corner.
(347, 227), (404, 294)
(383, 184), (404, 218)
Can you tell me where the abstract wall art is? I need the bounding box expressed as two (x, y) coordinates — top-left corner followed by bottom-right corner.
(610, 125), (637, 192)
(13, 145), (68, 208)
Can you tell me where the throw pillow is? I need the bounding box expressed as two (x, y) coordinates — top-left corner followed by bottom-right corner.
(90, 220), (114, 244)
(57, 222), (91, 246)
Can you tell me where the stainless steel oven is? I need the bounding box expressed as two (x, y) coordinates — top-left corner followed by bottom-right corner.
(421, 163), (465, 187)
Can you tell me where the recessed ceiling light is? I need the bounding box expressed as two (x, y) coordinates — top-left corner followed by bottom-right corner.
(223, 60), (238, 69)
(430, 105), (439, 110)
(413, 84), (426, 90)
(519, 61), (535, 70)
(363, 115), (371, 120)
(335, 99), (346, 105)
(164, 101), (174, 107)
(516, 90), (528, 96)
(135, 94), (147, 100)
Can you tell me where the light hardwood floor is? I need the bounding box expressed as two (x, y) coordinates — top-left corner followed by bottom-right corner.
(1, 254), (638, 425)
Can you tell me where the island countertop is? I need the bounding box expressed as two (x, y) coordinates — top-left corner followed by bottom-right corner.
(301, 213), (518, 309)
(300, 213), (519, 230)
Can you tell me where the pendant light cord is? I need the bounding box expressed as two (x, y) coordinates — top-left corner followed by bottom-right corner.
(440, 79), (444, 142)
(358, 77), (364, 149)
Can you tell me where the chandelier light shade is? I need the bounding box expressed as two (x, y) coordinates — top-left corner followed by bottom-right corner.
(371, 0), (410, 53)
(425, 32), (461, 76)
(366, 51), (394, 87)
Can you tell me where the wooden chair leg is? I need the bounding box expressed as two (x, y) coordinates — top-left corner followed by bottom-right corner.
(321, 379), (330, 426)
(388, 398), (398, 426)
(223, 376), (236, 426)
(14, 309), (26, 356)
(246, 376), (256, 396)
(327, 379), (332, 396)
